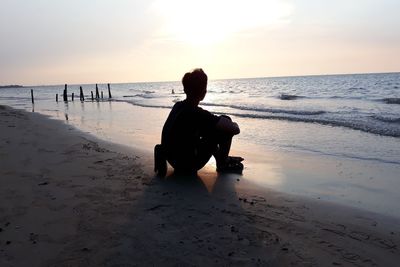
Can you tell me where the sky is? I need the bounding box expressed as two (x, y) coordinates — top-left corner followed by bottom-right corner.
(1, 0), (399, 85)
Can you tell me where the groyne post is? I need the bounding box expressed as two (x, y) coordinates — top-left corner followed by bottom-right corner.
(95, 84), (100, 99)
(31, 89), (34, 104)
(56, 94), (58, 102)
(63, 84), (68, 102)
(101, 91), (103, 99)
(91, 91), (94, 101)
(108, 83), (112, 98)
(80, 86), (84, 101)
(72, 93), (74, 101)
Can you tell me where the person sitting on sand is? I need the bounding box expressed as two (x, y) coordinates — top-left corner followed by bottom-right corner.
(154, 68), (243, 176)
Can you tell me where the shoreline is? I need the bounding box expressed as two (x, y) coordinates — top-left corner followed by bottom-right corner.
(1, 105), (400, 265)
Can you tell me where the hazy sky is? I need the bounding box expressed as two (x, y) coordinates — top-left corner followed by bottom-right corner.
(1, 0), (399, 85)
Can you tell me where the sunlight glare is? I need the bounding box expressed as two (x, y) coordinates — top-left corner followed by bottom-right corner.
(152, 0), (293, 45)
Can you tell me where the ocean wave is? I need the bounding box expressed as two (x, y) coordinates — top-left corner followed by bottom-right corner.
(225, 113), (400, 137)
(200, 102), (325, 116)
(120, 99), (325, 116)
(117, 99), (172, 109)
(125, 93), (156, 99)
(329, 96), (363, 100)
(372, 116), (400, 124)
(381, 98), (400, 104)
(279, 94), (304, 100)
(0, 96), (31, 100)
(119, 99), (400, 138)
(348, 87), (365, 91)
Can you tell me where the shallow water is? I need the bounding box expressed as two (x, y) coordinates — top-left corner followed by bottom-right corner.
(1, 73), (400, 217)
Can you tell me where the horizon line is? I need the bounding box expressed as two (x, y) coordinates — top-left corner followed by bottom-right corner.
(4, 71), (400, 88)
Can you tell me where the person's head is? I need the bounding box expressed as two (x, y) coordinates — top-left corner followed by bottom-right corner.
(182, 68), (208, 102)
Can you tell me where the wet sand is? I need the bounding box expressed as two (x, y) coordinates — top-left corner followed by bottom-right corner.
(37, 101), (400, 218)
(1, 105), (400, 266)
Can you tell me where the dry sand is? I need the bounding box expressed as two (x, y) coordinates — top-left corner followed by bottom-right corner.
(1, 105), (399, 266)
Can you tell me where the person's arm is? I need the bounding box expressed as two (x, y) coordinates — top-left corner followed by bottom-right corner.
(216, 116), (240, 135)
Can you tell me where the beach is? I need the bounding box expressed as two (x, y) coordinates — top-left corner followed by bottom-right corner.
(1, 105), (400, 266)
(2, 0), (399, 264)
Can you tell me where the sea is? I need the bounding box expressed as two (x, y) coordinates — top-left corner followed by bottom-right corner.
(1, 72), (400, 217)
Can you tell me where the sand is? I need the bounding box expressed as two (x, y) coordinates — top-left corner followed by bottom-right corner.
(1, 105), (399, 266)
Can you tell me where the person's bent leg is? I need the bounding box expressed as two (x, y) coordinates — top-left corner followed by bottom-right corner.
(214, 133), (243, 174)
(213, 133), (233, 170)
(198, 128), (234, 170)
(195, 139), (217, 171)
(213, 115), (244, 173)
(213, 115), (234, 169)
(188, 114), (242, 173)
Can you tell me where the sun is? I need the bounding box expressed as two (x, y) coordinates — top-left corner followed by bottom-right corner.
(152, 0), (293, 45)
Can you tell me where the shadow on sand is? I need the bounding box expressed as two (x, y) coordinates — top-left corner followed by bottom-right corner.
(101, 169), (287, 266)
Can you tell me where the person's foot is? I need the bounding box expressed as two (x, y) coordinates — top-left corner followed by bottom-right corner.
(217, 161), (244, 174)
(227, 156), (244, 164)
(154, 144), (167, 177)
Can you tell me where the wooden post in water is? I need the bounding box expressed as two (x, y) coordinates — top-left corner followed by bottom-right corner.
(95, 84), (100, 99)
(72, 93), (74, 101)
(91, 91), (94, 101)
(108, 83), (112, 98)
(56, 94), (58, 102)
(80, 86), (84, 101)
(63, 84), (68, 102)
(31, 89), (34, 104)
(101, 91), (103, 99)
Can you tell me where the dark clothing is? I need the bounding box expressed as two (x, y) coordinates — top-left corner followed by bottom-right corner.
(161, 100), (220, 172)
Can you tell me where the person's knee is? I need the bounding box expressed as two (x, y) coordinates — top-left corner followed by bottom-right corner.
(220, 115), (232, 121)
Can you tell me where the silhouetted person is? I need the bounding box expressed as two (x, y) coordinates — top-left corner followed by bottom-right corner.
(154, 68), (243, 176)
